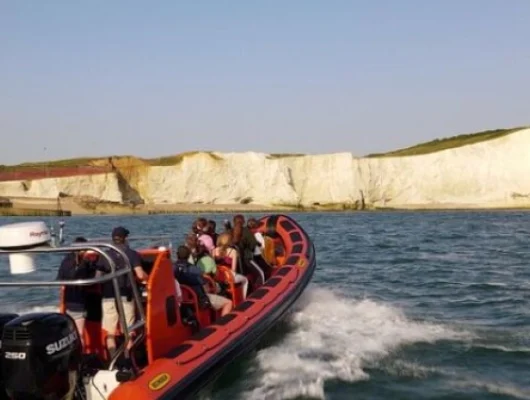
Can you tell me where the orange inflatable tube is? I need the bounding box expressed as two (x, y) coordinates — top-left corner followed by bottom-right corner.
(62, 214), (316, 400)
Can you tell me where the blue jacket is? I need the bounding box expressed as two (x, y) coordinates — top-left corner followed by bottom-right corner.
(96, 244), (142, 299)
(174, 260), (211, 308)
(173, 260), (205, 286)
(56, 253), (95, 305)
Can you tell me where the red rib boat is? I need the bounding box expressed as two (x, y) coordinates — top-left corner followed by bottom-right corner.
(0, 214), (316, 400)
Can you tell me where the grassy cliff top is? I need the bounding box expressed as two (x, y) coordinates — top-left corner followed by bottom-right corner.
(1, 126), (528, 170)
(0, 151), (222, 171)
(366, 126), (528, 158)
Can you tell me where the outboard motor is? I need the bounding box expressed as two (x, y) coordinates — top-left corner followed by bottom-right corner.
(0, 313), (19, 400)
(2, 312), (82, 400)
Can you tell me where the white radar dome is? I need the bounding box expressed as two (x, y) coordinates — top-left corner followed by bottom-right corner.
(0, 221), (51, 274)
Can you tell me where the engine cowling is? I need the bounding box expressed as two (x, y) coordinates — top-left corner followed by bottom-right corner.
(0, 313), (19, 400)
(1, 312), (82, 400)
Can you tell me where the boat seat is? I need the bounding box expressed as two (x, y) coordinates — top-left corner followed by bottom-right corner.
(215, 266), (244, 307)
(140, 254), (157, 276)
(262, 235), (277, 265)
(246, 259), (265, 288)
(142, 247), (192, 364)
(180, 285), (212, 329)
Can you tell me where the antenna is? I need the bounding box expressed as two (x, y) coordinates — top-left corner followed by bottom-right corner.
(58, 221), (65, 244)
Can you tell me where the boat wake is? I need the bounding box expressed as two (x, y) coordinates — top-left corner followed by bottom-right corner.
(241, 287), (471, 400)
(452, 378), (530, 400)
(5, 304), (58, 314)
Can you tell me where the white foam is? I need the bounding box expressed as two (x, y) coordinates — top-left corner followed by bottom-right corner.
(243, 287), (471, 400)
(379, 359), (453, 380)
(453, 379), (530, 400)
(3, 304), (58, 315)
(473, 344), (530, 353)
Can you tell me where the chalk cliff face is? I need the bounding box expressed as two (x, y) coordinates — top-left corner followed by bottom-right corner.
(138, 152), (300, 206)
(357, 128), (530, 207)
(1, 128), (530, 209)
(0, 173), (123, 203)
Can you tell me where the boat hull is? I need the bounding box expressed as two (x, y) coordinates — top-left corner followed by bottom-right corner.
(109, 214), (316, 400)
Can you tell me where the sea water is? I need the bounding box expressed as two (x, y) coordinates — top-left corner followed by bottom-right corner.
(0, 211), (528, 400)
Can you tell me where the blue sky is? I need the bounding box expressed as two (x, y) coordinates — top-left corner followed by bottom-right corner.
(1, 1), (529, 164)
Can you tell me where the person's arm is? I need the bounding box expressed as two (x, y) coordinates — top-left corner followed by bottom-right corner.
(255, 232), (265, 248)
(56, 258), (67, 280)
(95, 254), (110, 274)
(251, 231), (258, 247)
(230, 248), (238, 273)
(74, 259), (93, 279)
(130, 251), (148, 283)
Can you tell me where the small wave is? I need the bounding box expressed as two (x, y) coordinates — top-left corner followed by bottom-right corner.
(466, 282), (510, 289)
(471, 343), (530, 354)
(446, 294), (526, 306)
(242, 287), (471, 400)
(377, 359), (454, 380)
(453, 379), (530, 400)
(3, 304), (58, 314)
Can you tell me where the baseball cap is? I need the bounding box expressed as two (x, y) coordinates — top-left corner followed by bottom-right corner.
(111, 226), (130, 238)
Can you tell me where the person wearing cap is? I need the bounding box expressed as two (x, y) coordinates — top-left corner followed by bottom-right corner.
(96, 226), (149, 358)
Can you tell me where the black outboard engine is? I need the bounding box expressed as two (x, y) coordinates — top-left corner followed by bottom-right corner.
(1, 312), (82, 400)
(0, 313), (19, 400)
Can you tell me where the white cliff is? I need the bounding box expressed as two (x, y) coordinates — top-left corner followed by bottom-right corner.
(0, 173), (123, 203)
(1, 127), (530, 209)
(278, 152), (363, 206)
(140, 152), (299, 206)
(358, 128), (530, 207)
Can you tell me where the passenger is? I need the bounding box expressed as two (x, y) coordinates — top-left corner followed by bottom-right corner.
(232, 214), (259, 267)
(194, 218), (215, 253)
(56, 236), (94, 346)
(212, 232), (249, 299)
(247, 218), (265, 253)
(195, 243), (220, 294)
(223, 219), (233, 234)
(247, 218), (273, 277)
(196, 244), (217, 276)
(96, 226), (149, 358)
(173, 245), (209, 306)
(174, 246), (232, 316)
(184, 233), (199, 264)
(231, 220), (243, 247)
(207, 220), (218, 245)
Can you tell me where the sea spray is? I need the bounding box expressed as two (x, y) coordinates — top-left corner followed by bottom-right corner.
(242, 287), (471, 400)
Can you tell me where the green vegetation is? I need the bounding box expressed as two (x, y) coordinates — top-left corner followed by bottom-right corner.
(0, 151), (223, 171)
(0, 157), (99, 172)
(366, 126), (527, 158)
(1, 126), (528, 172)
(148, 151), (222, 166)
